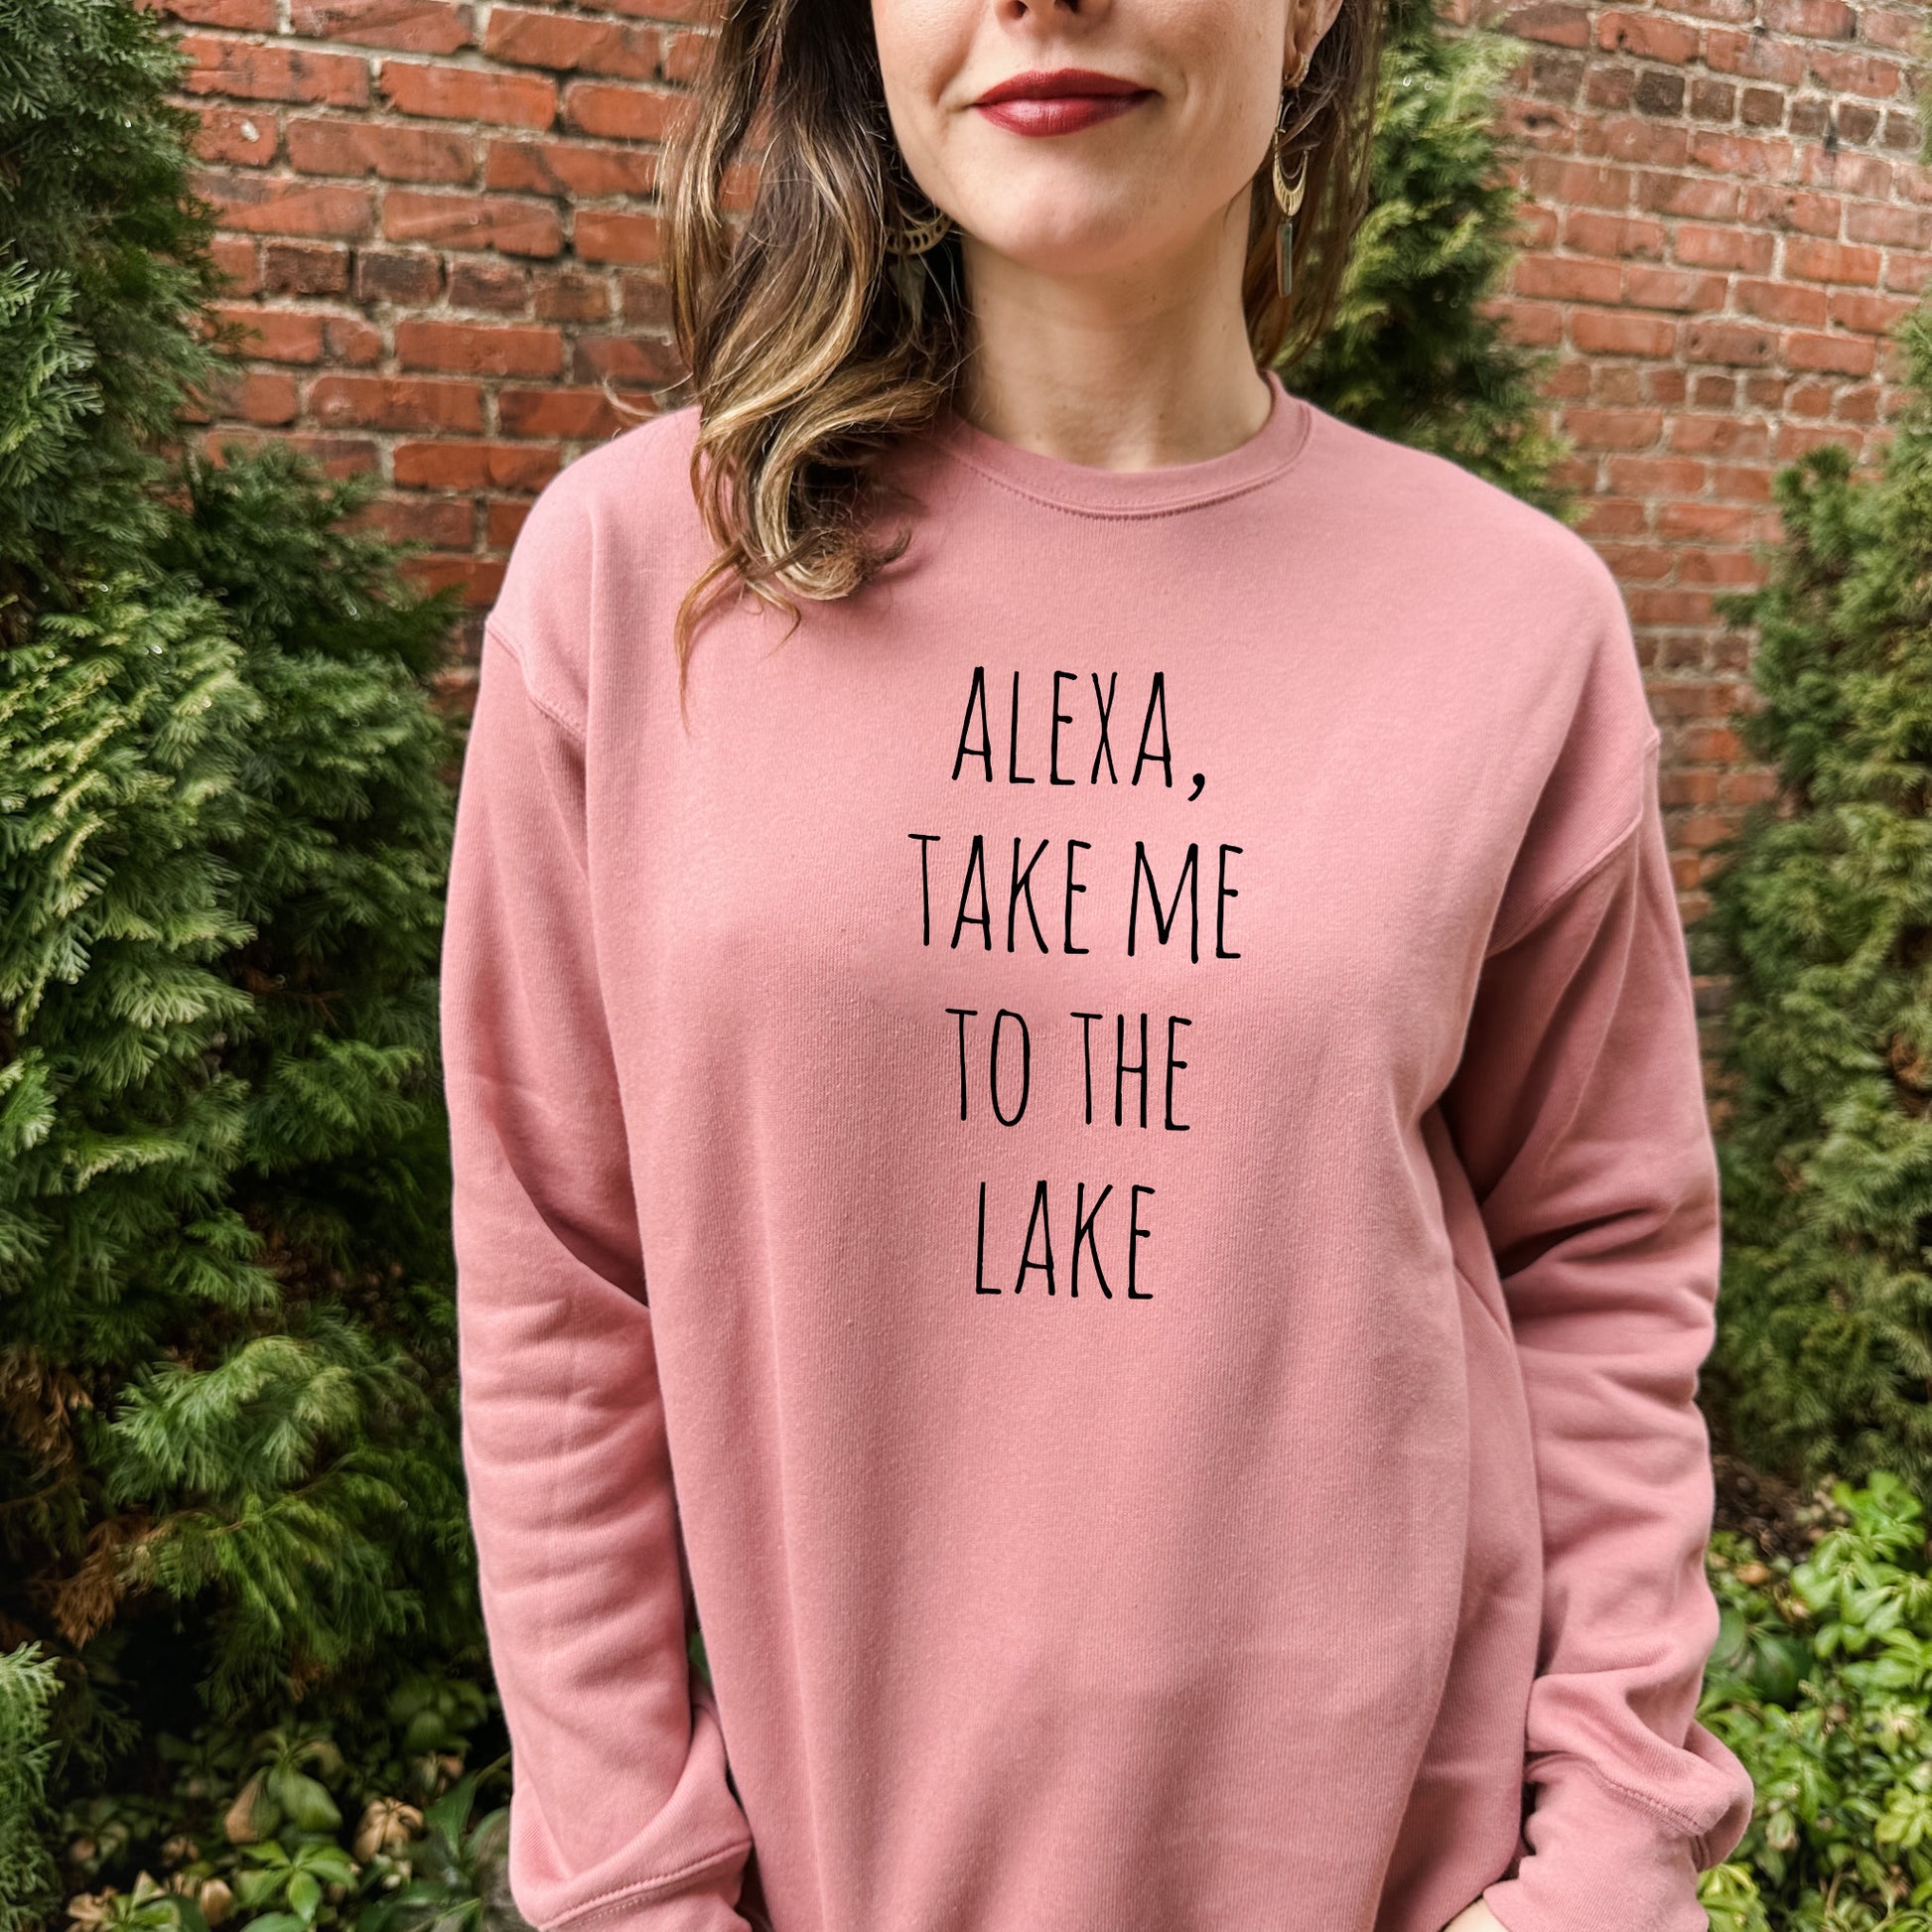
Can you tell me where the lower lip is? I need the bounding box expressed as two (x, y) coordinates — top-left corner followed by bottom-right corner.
(973, 92), (1152, 137)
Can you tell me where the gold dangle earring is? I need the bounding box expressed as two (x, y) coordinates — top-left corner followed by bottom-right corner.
(882, 178), (954, 329)
(882, 193), (954, 260)
(1272, 63), (1312, 301)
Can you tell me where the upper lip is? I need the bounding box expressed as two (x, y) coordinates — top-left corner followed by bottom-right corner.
(973, 67), (1152, 104)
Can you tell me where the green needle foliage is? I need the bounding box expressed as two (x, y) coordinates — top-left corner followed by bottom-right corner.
(1288, 0), (1568, 512)
(1695, 307), (1932, 1497)
(1, 0), (476, 1917)
(0, 1643), (64, 1932)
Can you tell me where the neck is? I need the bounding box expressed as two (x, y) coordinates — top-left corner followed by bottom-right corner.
(950, 194), (1272, 472)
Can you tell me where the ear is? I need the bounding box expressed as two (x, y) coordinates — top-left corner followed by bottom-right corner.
(1287, 0), (1348, 73)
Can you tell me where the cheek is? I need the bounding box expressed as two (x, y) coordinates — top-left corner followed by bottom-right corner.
(870, 0), (966, 171)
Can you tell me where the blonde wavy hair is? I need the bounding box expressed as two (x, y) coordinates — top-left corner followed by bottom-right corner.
(659, 0), (1384, 705)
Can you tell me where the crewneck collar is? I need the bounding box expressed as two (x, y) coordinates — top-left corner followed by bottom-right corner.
(924, 365), (1312, 518)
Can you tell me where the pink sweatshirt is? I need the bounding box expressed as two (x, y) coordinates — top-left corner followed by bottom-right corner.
(440, 366), (1755, 1932)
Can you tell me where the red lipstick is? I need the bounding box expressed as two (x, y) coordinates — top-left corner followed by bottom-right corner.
(971, 67), (1154, 137)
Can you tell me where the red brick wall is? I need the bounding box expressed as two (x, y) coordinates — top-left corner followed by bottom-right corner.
(1485, 0), (1928, 931)
(161, 0), (1927, 935)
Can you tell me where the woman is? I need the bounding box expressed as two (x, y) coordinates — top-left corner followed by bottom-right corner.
(438, 0), (1757, 1926)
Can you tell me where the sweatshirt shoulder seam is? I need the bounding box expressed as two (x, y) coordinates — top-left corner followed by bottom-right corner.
(484, 616), (588, 746)
(1483, 727), (1662, 961)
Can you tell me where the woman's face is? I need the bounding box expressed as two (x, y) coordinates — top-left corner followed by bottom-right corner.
(870, 0), (1311, 284)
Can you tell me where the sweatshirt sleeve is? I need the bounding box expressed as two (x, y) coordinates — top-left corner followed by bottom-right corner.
(1440, 637), (1755, 1932)
(441, 600), (756, 1932)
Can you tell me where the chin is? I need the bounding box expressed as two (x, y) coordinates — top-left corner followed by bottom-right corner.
(963, 210), (1171, 278)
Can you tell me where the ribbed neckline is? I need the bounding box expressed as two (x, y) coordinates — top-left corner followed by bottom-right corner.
(924, 365), (1312, 518)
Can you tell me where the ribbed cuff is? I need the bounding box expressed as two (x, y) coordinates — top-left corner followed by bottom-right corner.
(1480, 1768), (1712, 1932)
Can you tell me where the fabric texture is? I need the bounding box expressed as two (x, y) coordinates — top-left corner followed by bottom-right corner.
(440, 367), (1755, 1932)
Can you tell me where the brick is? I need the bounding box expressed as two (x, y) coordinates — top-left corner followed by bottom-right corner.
(367, 495), (475, 546)
(218, 310), (380, 366)
(1643, 366), (1690, 406)
(310, 374), (485, 431)
(1583, 118), (1690, 167)
(562, 79), (685, 142)
(1522, 156), (1629, 208)
(196, 172), (376, 238)
(539, 269), (615, 323)
(1863, 7), (1925, 50)
(1632, 70), (1684, 117)
(1738, 186), (1842, 238)
(180, 34), (370, 106)
(1635, 173), (1737, 219)
(1883, 112), (1925, 155)
(496, 386), (637, 438)
(1685, 321), (1777, 365)
(1676, 549), (1763, 588)
(487, 499), (532, 547)
(1624, 267), (1726, 311)
(1503, 97), (1579, 147)
(1512, 253), (1622, 302)
(326, 316), (384, 363)
(1783, 237), (1882, 285)
(1527, 49), (1581, 101)
(1658, 501), (1755, 542)
(1802, 151), (1892, 201)
(1736, 277), (1830, 326)
(1571, 310), (1678, 355)
(1562, 406), (1665, 449)
(395, 319), (564, 375)
(356, 249), (443, 303)
(1674, 222), (1774, 272)
(393, 441), (560, 490)
(1506, 2), (1589, 46)
(1608, 455), (1711, 495)
(409, 555), (506, 606)
(1561, 210), (1665, 258)
(195, 104), (278, 166)
(1689, 130), (1796, 179)
(573, 207), (662, 264)
(290, 0), (474, 52)
(1592, 542), (1676, 581)
(1760, 0), (1855, 34)
(1495, 298), (1565, 345)
(1578, 497), (1649, 536)
(383, 189), (563, 254)
(284, 434), (382, 478)
(448, 259), (531, 311)
(376, 60), (556, 127)
(208, 235), (261, 295)
(260, 240), (351, 293)
(1783, 330), (1878, 374)
(572, 336), (681, 384)
(216, 366), (301, 424)
(1804, 51), (1905, 103)
(1788, 99), (1831, 141)
(1688, 78), (1735, 122)
(1666, 413), (1770, 458)
(1703, 32), (1807, 86)
(1595, 12), (1700, 63)
(1829, 289), (1918, 335)
(287, 116), (475, 182)
(1884, 253), (1932, 297)
(484, 9), (661, 77)
(214, 304), (329, 361)
(485, 137), (655, 199)
(160, 0), (277, 21)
